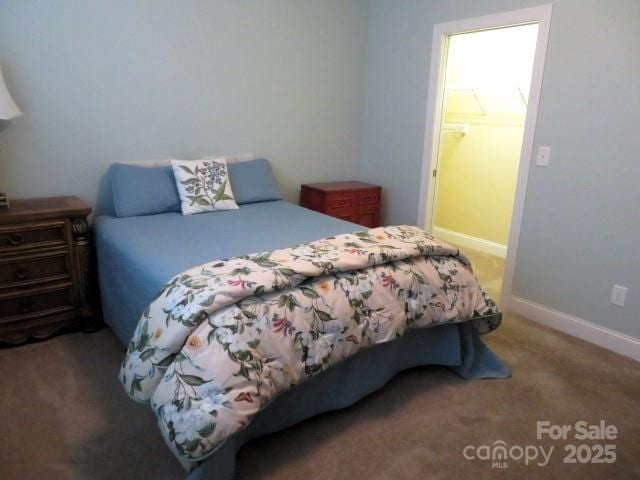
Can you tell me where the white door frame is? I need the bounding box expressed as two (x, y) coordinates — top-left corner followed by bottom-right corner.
(416, 5), (552, 308)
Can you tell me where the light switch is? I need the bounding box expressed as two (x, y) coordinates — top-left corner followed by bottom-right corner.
(536, 146), (551, 166)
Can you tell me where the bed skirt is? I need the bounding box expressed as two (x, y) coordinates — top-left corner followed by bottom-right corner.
(185, 321), (509, 480)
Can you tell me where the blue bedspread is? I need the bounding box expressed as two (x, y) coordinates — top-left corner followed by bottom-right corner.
(94, 200), (358, 344)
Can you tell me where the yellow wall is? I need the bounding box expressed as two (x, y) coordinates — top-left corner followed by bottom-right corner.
(433, 25), (537, 247)
(434, 121), (523, 245)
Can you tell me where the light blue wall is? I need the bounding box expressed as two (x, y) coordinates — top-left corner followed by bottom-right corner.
(0, 0), (368, 212)
(361, 0), (640, 339)
(2, 1), (638, 340)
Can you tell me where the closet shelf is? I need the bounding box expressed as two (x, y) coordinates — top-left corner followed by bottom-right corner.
(443, 123), (469, 135)
(445, 87), (529, 116)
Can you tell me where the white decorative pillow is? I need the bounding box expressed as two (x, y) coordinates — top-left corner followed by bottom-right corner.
(171, 158), (239, 215)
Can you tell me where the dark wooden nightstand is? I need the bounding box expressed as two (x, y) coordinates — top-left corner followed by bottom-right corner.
(0, 196), (98, 344)
(300, 181), (382, 228)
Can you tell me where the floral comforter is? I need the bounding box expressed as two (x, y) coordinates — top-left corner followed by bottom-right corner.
(120, 226), (499, 464)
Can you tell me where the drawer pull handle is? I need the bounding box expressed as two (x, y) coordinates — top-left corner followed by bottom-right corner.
(14, 268), (28, 280)
(9, 233), (24, 246)
(20, 300), (34, 314)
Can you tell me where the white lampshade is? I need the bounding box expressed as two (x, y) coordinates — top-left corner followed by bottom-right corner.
(0, 66), (22, 120)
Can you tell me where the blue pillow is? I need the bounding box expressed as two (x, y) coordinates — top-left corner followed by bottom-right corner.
(227, 159), (282, 204)
(110, 159), (282, 217)
(111, 163), (180, 217)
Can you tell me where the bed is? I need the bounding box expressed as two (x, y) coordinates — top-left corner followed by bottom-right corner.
(95, 200), (361, 345)
(94, 159), (508, 479)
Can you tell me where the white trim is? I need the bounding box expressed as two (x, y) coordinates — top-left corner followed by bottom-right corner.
(432, 226), (506, 258)
(417, 23), (449, 233)
(416, 5), (553, 309)
(507, 296), (640, 362)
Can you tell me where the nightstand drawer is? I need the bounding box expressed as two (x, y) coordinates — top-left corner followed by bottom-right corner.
(326, 207), (357, 223)
(0, 284), (74, 323)
(357, 190), (380, 206)
(326, 193), (356, 210)
(356, 206), (380, 228)
(0, 249), (70, 289)
(0, 221), (67, 252)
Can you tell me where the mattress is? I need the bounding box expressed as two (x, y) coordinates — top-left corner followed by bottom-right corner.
(94, 200), (359, 344)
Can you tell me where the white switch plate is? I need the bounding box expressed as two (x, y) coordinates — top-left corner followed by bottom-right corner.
(610, 285), (628, 307)
(536, 146), (551, 166)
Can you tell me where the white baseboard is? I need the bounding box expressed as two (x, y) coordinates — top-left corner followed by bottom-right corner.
(506, 296), (640, 362)
(432, 226), (507, 258)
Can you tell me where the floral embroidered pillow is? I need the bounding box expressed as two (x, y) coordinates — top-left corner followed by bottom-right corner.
(171, 158), (239, 215)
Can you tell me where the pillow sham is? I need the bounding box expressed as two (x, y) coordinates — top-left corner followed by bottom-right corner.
(171, 158), (239, 215)
(227, 158), (282, 204)
(111, 163), (180, 218)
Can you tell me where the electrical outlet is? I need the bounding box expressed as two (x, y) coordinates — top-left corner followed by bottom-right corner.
(536, 146), (551, 166)
(610, 285), (628, 307)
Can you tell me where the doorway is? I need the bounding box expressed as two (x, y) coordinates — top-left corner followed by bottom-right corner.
(418, 6), (552, 307)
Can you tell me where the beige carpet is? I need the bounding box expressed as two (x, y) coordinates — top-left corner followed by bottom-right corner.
(457, 246), (505, 303)
(2, 246), (638, 479)
(1, 312), (638, 480)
